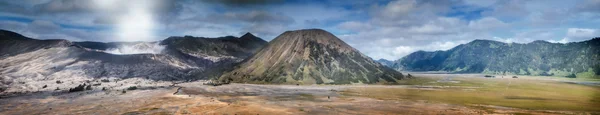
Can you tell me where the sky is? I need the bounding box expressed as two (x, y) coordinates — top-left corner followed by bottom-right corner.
(1, 0), (600, 60)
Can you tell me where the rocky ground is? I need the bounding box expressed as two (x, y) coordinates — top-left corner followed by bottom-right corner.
(0, 83), (483, 115)
(3, 74), (597, 115)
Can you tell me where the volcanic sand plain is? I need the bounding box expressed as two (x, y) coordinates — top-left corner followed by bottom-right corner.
(1, 74), (599, 115)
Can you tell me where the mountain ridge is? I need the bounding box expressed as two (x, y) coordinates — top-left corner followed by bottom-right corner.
(0, 30), (73, 58)
(387, 38), (600, 78)
(0, 29), (268, 93)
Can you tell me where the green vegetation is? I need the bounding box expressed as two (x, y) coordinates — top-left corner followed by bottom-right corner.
(127, 86), (138, 90)
(566, 73), (577, 78)
(69, 84), (87, 92)
(391, 38), (600, 79)
(85, 85), (92, 90)
(342, 76), (600, 111)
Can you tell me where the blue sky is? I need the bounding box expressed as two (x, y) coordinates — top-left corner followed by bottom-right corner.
(1, 0), (599, 60)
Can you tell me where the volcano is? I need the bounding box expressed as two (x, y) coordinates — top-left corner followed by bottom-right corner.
(220, 29), (405, 84)
(0, 30), (267, 93)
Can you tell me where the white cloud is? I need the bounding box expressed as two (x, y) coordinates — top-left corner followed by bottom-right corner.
(492, 29), (559, 43)
(27, 20), (60, 34)
(1, 0), (600, 60)
(337, 21), (372, 32)
(393, 46), (413, 57)
(0, 20), (28, 32)
(273, 3), (351, 24)
(379, 0), (416, 20)
(483, 0), (529, 19)
(0, 19), (111, 41)
(576, 0), (600, 13)
(492, 28), (598, 44)
(566, 28), (598, 41)
(548, 38), (569, 43)
(468, 17), (508, 30)
(93, 0), (160, 42)
(405, 17), (462, 35)
(464, 0), (497, 7)
(407, 24), (446, 34)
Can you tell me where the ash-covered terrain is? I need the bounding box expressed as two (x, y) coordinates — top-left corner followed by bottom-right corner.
(0, 29), (267, 95)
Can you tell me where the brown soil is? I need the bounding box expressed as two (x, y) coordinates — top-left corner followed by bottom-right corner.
(1, 82), (594, 115)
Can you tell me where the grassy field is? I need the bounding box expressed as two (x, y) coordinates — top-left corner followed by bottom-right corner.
(342, 74), (600, 112)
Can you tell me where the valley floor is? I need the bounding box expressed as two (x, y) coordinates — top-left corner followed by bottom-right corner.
(1, 74), (599, 115)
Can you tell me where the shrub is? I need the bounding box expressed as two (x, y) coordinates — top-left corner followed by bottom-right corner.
(56, 80), (63, 84)
(102, 87), (106, 91)
(100, 79), (110, 82)
(595, 65), (600, 76)
(539, 72), (554, 76)
(565, 73), (577, 78)
(85, 85), (92, 90)
(127, 86), (137, 90)
(55, 87), (60, 90)
(122, 90), (126, 94)
(69, 84), (86, 92)
(42, 85), (48, 88)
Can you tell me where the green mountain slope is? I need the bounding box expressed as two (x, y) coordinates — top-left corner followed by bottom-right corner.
(392, 38), (600, 78)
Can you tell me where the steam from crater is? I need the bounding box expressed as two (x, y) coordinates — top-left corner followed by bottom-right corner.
(105, 42), (165, 55)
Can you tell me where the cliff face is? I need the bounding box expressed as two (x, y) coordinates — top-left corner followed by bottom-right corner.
(220, 29), (405, 84)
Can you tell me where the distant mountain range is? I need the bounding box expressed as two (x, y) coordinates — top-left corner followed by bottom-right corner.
(376, 59), (395, 68)
(383, 39), (600, 78)
(220, 29), (405, 84)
